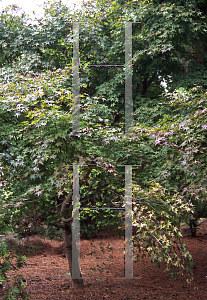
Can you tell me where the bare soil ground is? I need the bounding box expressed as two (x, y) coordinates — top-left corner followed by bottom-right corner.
(1, 220), (207, 300)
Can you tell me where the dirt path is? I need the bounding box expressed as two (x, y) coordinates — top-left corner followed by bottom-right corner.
(1, 221), (207, 300)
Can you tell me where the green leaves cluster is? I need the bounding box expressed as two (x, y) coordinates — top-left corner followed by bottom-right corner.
(133, 182), (194, 280)
(0, 239), (30, 299)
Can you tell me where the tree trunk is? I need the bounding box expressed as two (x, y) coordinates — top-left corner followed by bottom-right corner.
(141, 72), (157, 96)
(61, 224), (84, 288)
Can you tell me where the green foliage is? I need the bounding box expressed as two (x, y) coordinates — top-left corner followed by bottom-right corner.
(133, 182), (194, 280)
(0, 239), (31, 299)
(0, 5), (29, 67)
(80, 208), (123, 238)
(0, 0), (207, 284)
(76, 0), (207, 114)
(154, 87), (207, 207)
(0, 3), (73, 69)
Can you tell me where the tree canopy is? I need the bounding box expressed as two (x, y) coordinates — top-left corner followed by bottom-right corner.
(0, 0), (207, 289)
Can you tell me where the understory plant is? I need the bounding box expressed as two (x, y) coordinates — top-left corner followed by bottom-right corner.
(0, 238), (31, 299)
(133, 182), (194, 282)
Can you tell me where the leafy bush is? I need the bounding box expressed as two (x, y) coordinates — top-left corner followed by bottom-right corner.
(133, 182), (194, 282)
(0, 237), (31, 299)
(80, 208), (124, 238)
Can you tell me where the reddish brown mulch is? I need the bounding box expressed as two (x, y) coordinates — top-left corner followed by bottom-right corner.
(1, 221), (207, 300)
